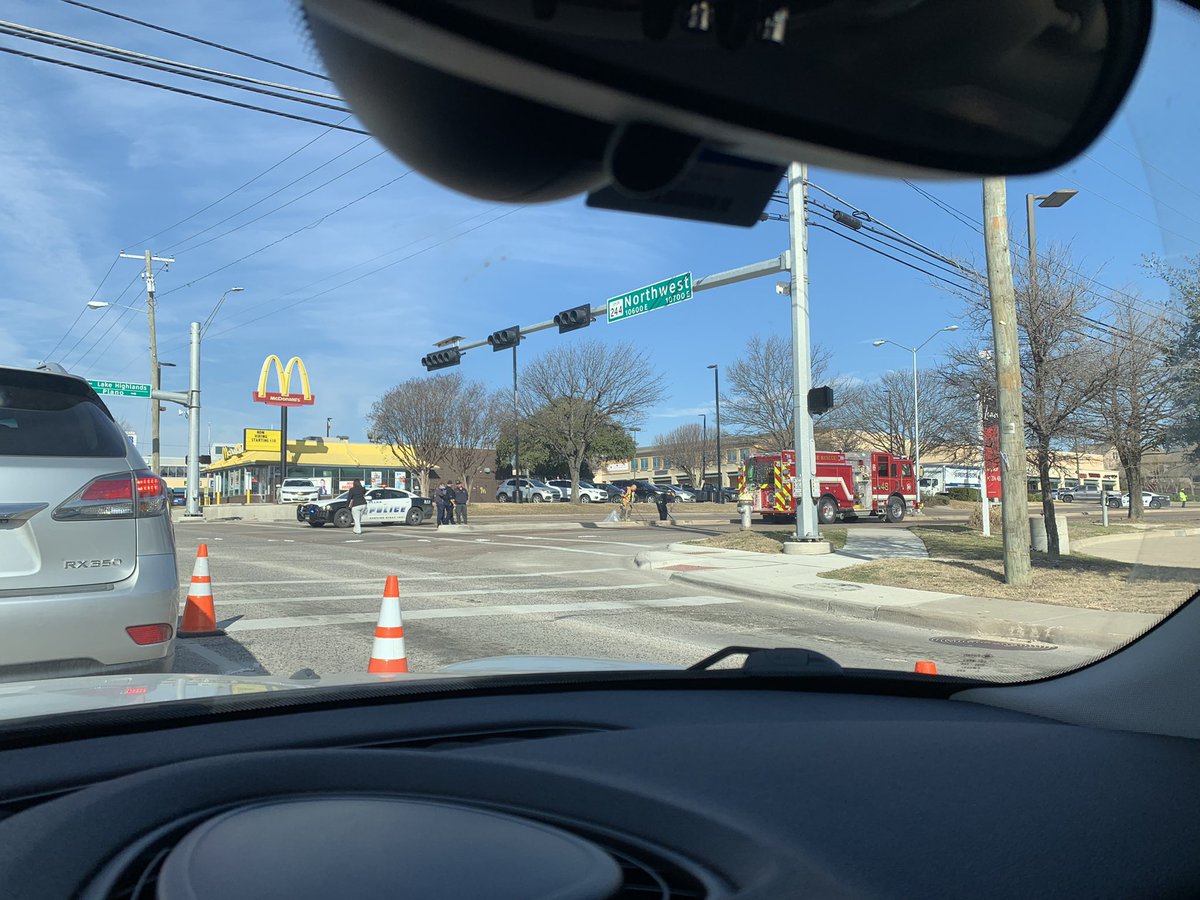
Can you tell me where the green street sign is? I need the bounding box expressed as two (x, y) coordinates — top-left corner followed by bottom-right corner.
(606, 271), (693, 324)
(88, 379), (152, 398)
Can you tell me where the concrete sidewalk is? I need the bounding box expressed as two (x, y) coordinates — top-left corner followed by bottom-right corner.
(634, 542), (1159, 650)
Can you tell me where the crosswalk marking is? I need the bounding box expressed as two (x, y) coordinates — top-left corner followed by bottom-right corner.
(225, 595), (738, 633)
(202, 567), (625, 588)
(189, 582), (664, 606)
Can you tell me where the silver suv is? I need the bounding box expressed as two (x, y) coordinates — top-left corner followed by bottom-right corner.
(0, 365), (178, 682)
(495, 478), (562, 502)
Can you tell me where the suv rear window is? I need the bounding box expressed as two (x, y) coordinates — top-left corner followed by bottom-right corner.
(0, 370), (126, 457)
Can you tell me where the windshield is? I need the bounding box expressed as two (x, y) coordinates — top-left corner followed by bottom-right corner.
(0, 0), (1198, 721)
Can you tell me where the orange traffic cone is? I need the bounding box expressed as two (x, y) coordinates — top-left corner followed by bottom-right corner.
(179, 543), (225, 638)
(914, 660), (938, 675)
(368, 575), (408, 673)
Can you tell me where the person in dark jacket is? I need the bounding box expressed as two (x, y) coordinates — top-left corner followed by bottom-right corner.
(435, 483), (450, 525)
(653, 488), (672, 522)
(347, 479), (368, 534)
(453, 482), (469, 524)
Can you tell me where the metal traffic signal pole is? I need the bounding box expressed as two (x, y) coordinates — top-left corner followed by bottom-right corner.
(513, 342), (521, 502)
(786, 163), (820, 542)
(152, 322), (202, 517)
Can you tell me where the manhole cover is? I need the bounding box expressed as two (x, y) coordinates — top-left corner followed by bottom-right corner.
(930, 636), (1058, 651)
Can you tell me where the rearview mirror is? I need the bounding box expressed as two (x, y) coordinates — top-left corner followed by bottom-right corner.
(302, 0), (1151, 225)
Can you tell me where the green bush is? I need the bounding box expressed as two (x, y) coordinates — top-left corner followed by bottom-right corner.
(922, 494), (950, 507)
(946, 487), (981, 502)
(1028, 492), (1043, 502)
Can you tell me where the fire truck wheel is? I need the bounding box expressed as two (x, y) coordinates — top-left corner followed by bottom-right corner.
(884, 495), (906, 523)
(817, 496), (838, 525)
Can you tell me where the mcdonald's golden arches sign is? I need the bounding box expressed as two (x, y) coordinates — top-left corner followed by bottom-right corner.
(252, 355), (315, 407)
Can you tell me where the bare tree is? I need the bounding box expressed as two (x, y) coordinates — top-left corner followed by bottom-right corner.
(369, 372), (496, 493)
(442, 382), (506, 488)
(721, 335), (837, 453)
(835, 368), (974, 459)
(520, 340), (665, 503)
(654, 422), (707, 487)
(1079, 303), (1180, 520)
(1145, 253), (1200, 460)
(945, 246), (1112, 557)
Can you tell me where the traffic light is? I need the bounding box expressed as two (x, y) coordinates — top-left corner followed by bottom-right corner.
(554, 304), (592, 333)
(420, 347), (462, 370)
(808, 385), (834, 415)
(487, 326), (521, 352)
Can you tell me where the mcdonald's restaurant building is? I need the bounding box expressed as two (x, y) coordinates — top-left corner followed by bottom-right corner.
(203, 431), (421, 502)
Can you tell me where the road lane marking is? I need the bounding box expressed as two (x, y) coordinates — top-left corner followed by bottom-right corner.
(489, 534), (665, 549)
(184, 583), (664, 606)
(226, 595), (738, 633)
(438, 538), (626, 557)
(199, 568), (626, 587)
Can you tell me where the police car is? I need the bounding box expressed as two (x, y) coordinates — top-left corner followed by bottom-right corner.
(297, 487), (433, 527)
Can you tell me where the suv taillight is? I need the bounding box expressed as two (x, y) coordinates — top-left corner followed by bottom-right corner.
(54, 469), (168, 520)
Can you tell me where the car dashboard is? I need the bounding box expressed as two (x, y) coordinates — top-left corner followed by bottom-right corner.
(0, 673), (1197, 898)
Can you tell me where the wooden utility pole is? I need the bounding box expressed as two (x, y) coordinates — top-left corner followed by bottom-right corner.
(982, 178), (1032, 586)
(119, 250), (174, 473)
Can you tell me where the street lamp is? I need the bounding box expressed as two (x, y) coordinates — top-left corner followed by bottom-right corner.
(707, 364), (722, 502)
(201, 287), (244, 337)
(1026, 189), (1077, 277)
(86, 300), (142, 312)
(872, 325), (959, 513)
(698, 413), (707, 492)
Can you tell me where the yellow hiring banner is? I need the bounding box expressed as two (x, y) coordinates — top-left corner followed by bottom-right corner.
(243, 428), (282, 452)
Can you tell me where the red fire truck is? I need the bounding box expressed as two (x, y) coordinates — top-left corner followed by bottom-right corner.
(740, 450), (918, 524)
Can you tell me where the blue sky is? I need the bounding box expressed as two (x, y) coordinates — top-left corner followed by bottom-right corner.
(3, 1), (1199, 457)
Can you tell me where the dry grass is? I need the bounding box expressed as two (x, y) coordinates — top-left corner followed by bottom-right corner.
(688, 526), (848, 553)
(820, 524), (1199, 614)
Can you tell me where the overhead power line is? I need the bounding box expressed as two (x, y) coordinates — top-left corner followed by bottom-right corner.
(808, 221), (980, 295)
(0, 21), (350, 113)
(44, 251), (119, 361)
(59, 0), (331, 82)
(62, 268), (143, 368)
(898, 180), (1178, 320)
(205, 208), (525, 340)
(157, 172), (411, 298)
(166, 143), (380, 255)
(126, 116), (354, 247)
(0, 44), (369, 135)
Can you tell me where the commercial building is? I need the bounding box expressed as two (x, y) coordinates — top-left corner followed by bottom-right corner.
(203, 436), (420, 501)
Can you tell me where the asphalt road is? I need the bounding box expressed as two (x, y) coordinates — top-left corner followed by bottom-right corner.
(170, 519), (1101, 683)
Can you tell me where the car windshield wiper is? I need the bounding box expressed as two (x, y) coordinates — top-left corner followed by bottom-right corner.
(689, 646), (843, 675)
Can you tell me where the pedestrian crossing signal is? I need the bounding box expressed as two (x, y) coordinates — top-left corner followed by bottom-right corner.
(421, 347), (462, 370)
(808, 385), (834, 415)
(554, 304), (592, 333)
(487, 326), (521, 351)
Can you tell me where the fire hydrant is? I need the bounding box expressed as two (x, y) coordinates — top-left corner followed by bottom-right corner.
(737, 500), (752, 530)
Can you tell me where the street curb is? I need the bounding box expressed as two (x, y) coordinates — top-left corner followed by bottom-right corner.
(665, 571), (1145, 650)
(1075, 526), (1200, 549)
(633, 552), (1150, 650)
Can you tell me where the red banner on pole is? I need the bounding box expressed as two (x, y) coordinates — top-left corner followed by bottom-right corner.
(983, 424), (1002, 500)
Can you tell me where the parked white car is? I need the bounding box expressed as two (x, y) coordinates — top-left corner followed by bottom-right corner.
(279, 478), (320, 503)
(547, 480), (607, 502)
